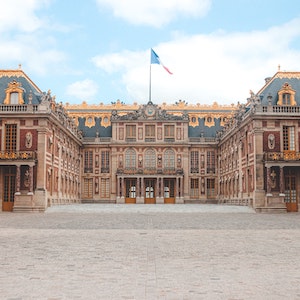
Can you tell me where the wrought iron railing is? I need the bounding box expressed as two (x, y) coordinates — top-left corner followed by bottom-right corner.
(0, 151), (36, 160)
(264, 151), (300, 161)
(117, 167), (184, 175)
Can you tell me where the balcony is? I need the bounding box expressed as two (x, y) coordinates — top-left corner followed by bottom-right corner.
(84, 168), (93, 173)
(0, 151), (36, 160)
(116, 167), (184, 175)
(101, 167), (110, 173)
(0, 105), (38, 112)
(264, 151), (300, 161)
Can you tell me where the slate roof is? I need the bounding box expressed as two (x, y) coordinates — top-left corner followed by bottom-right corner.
(188, 118), (223, 138)
(0, 69), (43, 105)
(257, 71), (300, 105)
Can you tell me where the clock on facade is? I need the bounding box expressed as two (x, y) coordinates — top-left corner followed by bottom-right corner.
(145, 106), (155, 116)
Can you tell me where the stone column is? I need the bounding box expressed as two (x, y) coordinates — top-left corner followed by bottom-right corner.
(121, 177), (124, 197)
(141, 177), (144, 203)
(117, 177), (120, 197)
(28, 166), (33, 194)
(161, 177), (164, 197)
(16, 165), (20, 194)
(136, 177), (140, 197)
(279, 166), (285, 196)
(266, 167), (272, 196)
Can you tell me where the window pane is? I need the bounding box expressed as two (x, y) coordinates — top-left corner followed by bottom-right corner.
(125, 149), (136, 169)
(191, 151), (199, 173)
(145, 149), (156, 169)
(10, 92), (19, 104)
(5, 124), (17, 151)
(164, 149), (175, 169)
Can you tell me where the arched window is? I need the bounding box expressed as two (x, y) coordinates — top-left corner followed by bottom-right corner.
(164, 149), (175, 170)
(145, 149), (156, 169)
(125, 149), (136, 169)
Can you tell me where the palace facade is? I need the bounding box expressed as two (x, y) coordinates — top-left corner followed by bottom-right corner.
(0, 68), (300, 212)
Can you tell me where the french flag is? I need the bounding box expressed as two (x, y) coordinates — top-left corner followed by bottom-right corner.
(151, 48), (173, 75)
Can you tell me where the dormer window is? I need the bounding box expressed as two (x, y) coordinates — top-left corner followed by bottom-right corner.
(204, 115), (215, 127)
(277, 82), (296, 106)
(3, 80), (24, 105)
(282, 93), (291, 105)
(10, 92), (19, 104)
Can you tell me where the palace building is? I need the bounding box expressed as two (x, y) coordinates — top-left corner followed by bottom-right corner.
(0, 68), (300, 212)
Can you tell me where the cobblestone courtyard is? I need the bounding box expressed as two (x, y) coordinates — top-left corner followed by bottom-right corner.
(1, 204), (300, 299)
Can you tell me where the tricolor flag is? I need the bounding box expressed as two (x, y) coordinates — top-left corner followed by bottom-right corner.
(151, 48), (173, 75)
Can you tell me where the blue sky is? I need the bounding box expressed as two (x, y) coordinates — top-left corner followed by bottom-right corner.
(1, 0), (300, 105)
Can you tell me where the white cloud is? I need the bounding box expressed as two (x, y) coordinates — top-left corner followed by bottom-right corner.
(95, 0), (211, 27)
(92, 18), (300, 105)
(0, 0), (50, 32)
(65, 79), (99, 102)
(0, 0), (70, 76)
(0, 34), (67, 75)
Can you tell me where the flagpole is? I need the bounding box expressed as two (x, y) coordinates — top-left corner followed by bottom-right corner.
(149, 51), (152, 103)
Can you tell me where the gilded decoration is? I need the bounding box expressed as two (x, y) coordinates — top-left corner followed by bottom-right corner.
(0, 69), (42, 93)
(189, 115), (199, 127)
(84, 115), (96, 128)
(100, 115), (111, 127)
(276, 72), (300, 80)
(277, 82), (296, 106)
(67, 101), (236, 130)
(3, 80), (24, 104)
(204, 116), (215, 128)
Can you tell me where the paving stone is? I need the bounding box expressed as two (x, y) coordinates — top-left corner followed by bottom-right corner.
(0, 204), (300, 299)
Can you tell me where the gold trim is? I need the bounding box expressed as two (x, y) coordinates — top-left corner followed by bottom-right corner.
(0, 69), (42, 93)
(277, 82), (296, 106)
(275, 71), (300, 80)
(3, 80), (24, 104)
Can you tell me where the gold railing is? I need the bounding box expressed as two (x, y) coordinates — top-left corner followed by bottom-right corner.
(0, 151), (36, 160)
(117, 167), (184, 175)
(264, 151), (300, 161)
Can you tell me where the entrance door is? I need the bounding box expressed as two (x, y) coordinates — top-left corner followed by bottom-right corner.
(164, 179), (175, 204)
(285, 173), (298, 212)
(125, 179), (136, 204)
(145, 179), (156, 204)
(3, 167), (16, 212)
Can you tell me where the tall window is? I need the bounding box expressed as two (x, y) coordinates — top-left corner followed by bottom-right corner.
(100, 178), (110, 198)
(101, 151), (110, 173)
(164, 149), (175, 170)
(190, 179), (199, 198)
(145, 125), (155, 141)
(283, 126), (295, 151)
(164, 125), (175, 141)
(84, 150), (93, 173)
(83, 178), (93, 198)
(145, 149), (156, 169)
(126, 125), (136, 141)
(190, 151), (199, 173)
(5, 124), (17, 151)
(125, 149), (136, 169)
(207, 178), (215, 198)
(207, 151), (215, 173)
